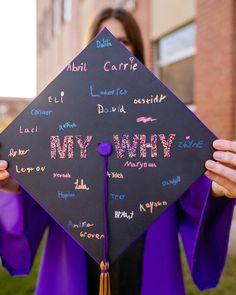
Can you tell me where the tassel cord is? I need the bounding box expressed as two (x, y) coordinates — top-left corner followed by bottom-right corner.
(98, 142), (112, 295)
(103, 156), (109, 262)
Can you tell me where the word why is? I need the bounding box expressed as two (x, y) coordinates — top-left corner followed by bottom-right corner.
(59, 122), (77, 132)
(74, 179), (90, 190)
(124, 161), (157, 170)
(58, 191), (75, 200)
(66, 62), (87, 72)
(53, 172), (71, 178)
(107, 171), (124, 179)
(139, 200), (168, 214)
(48, 91), (64, 104)
(115, 211), (134, 220)
(177, 140), (204, 149)
(114, 134), (176, 158)
(19, 125), (38, 134)
(90, 85), (128, 97)
(133, 94), (166, 105)
(162, 176), (181, 187)
(136, 117), (157, 124)
(80, 231), (104, 240)
(31, 109), (53, 116)
(97, 104), (127, 114)
(67, 219), (94, 229)
(104, 57), (138, 72)
(9, 148), (30, 157)
(96, 38), (112, 48)
(16, 165), (46, 174)
(111, 193), (126, 200)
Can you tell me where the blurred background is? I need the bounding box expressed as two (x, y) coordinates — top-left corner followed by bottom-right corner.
(0, 0), (236, 294)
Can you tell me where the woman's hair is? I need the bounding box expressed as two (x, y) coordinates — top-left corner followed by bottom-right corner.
(85, 7), (145, 63)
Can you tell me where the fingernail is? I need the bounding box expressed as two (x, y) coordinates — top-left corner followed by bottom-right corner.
(213, 151), (224, 160)
(0, 160), (8, 169)
(213, 140), (225, 149)
(205, 160), (215, 169)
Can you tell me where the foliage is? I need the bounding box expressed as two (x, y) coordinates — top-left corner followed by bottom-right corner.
(0, 238), (235, 294)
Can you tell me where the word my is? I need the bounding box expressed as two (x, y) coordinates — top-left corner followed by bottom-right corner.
(50, 135), (92, 159)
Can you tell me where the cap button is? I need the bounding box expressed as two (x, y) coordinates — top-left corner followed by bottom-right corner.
(98, 142), (113, 157)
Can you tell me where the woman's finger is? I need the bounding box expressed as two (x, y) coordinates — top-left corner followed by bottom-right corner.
(213, 139), (236, 153)
(205, 171), (236, 198)
(0, 160), (8, 171)
(205, 160), (236, 183)
(0, 178), (9, 189)
(0, 170), (10, 181)
(213, 151), (236, 168)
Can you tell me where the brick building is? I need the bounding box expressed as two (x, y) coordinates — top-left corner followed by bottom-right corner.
(36, 0), (236, 140)
(1, 0), (235, 140)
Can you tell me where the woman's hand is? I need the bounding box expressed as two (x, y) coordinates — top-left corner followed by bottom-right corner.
(0, 160), (20, 193)
(205, 139), (236, 198)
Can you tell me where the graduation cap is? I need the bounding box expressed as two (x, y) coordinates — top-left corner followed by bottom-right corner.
(0, 28), (216, 295)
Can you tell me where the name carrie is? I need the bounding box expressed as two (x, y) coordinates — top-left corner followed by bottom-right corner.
(103, 57), (138, 72)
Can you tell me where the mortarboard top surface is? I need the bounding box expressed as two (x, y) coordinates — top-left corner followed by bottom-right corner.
(0, 28), (216, 264)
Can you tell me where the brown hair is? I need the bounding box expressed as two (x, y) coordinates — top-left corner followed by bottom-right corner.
(85, 7), (145, 64)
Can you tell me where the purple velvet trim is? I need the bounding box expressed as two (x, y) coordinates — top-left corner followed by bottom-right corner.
(98, 142), (113, 262)
(103, 155), (109, 262)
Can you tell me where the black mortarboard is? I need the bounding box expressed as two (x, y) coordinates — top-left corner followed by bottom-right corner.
(0, 28), (216, 295)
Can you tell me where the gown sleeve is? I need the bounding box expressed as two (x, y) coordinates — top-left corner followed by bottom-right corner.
(177, 174), (235, 290)
(0, 189), (50, 276)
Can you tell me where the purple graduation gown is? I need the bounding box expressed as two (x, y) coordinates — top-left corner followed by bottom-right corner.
(0, 175), (234, 295)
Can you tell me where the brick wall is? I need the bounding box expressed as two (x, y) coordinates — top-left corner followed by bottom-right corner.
(135, 0), (153, 70)
(195, 0), (236, 139)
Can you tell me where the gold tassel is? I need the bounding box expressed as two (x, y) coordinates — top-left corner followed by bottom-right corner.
(99, 261), (111, 295)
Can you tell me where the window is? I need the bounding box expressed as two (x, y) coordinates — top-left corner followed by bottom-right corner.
(52, 0), (62, 36)
(62, 0), (72, 23)
(114, 0), (136, 11)
(156, 23), (196, 105)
